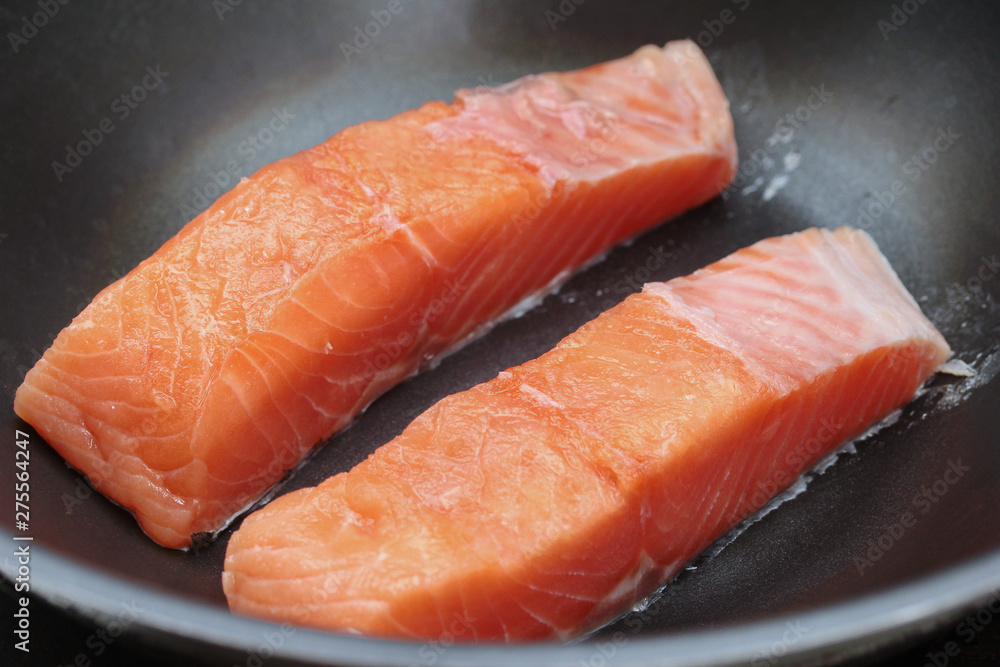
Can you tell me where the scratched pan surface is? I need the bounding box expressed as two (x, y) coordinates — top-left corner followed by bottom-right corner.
(1, 1), (1000, 665)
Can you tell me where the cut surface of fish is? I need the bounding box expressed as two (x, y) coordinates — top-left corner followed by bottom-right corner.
(222, 227), (951, 640)
(14, 40), (736, 548)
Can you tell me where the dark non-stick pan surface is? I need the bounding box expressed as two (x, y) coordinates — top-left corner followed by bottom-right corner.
(2, 1), (999, 665)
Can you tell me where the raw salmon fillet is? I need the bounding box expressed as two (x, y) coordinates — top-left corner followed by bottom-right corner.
(223, 227), (950, 640)
(13, 40), (736, 549)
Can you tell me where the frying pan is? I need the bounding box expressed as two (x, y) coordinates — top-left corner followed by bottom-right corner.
(2, 1), (999, 665)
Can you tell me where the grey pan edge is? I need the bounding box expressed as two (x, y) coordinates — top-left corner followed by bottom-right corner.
(4, 530), (999, 667)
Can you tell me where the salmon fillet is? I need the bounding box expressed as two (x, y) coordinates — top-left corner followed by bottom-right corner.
(223, 227), (950, 640)
(13, 40), (736, 549)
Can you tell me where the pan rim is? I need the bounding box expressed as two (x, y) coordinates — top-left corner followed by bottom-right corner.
(5, 527), (999, 666)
